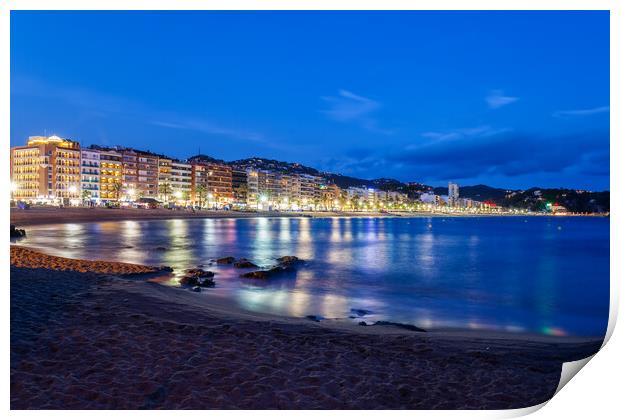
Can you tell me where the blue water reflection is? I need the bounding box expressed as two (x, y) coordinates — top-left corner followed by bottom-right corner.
(19, 216), (609, 337)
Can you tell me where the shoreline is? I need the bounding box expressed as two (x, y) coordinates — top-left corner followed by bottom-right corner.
(10, 206), (604, 227)
(11, 247), (604, 409)
(10, 245), (602, 344)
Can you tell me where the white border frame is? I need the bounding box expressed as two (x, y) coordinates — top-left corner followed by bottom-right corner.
(2, 2), (616, 419)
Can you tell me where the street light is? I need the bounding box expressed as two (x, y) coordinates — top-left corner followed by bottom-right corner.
(174, 190), (183, 199)
(69, 185), (77, 194)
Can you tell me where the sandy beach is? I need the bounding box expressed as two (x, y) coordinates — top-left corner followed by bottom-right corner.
(10, 246), (603, 409)
(10, 207), (394, 227)
(10, 206), (550, 228)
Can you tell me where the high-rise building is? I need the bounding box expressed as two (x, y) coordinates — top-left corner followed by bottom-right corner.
(121, 149), (138, 200)
(98, 149), (123, 202)
(136, 152), (159, 199)
(232, 169), (249, 207)
(157, 157), (172, 202)
(10, 135), (81, 203)
(448, 182), (459, 206)
(80, 148), (101, 202)
(188, 157), (233, 208)
(170, 160), (192, 203)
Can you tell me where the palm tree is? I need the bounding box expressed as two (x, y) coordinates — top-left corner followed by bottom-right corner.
(195, 183), (208, 208)
(111, 181), (122, 202)
(81, 190), (92, 206)
(159, 182), (172, 203)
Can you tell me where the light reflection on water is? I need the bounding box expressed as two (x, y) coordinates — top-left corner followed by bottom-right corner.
(18, 216), (609, 337)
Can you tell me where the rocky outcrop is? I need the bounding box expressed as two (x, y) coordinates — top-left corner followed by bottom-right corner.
(240, 255), (304, 280)
(216, 256), (235, 264)
(180, 268), (216, 288)
(233, 259), (259, 269)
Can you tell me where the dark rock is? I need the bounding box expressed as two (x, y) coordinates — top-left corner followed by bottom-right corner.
(372, 321), (426, 332)
(276, 256), (303, 266)
(179, 275), (200, 286)
(233, 259), (259, 269)
(240, 270), (270, 280)
(10, 225), (26, 238)
(159, 266), (173, 272)
(216, 256), (235, 264)
(198, 277), (215, 288)
(358, 321), (368, 326)
(240, 264), (295, 280)
(351, 308), (373, 317)
(154, 246), (167, 251)
(185, 268), (214, 278)
(191, 286), (201, 292)
(306, 315), (323, 322)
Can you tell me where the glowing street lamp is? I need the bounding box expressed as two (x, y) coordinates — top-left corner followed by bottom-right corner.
(69, 185), (77, 194)
(174, 190), (183, 199)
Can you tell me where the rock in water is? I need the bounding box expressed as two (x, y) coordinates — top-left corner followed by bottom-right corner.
(240, 270), (270, 280)
(305, 315), (323, 322)
(276, 256), (303, 265)
(216, 256), (235, 264)
(234, 259), (259, 269)
(191, 286), (201, 292)
(185, 268), (214, 278)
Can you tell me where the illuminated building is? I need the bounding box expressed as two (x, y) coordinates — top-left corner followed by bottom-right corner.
(188, 156), (233, 208)
(170, 160), (192, 203)
(232, 169), (249, 207)
(10, 135), (81, 203)
(158, 157), (172, 202)
(448, 182), (459, 207)
(136, 151), (159, 198)
(98, 149), (123, 202)
(80, 148), (101, 202)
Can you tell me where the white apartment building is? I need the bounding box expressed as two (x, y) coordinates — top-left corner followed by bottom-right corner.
(80, 148), (101, 202)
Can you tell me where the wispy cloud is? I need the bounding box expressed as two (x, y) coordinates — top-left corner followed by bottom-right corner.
(420, 126), (511, 142)
(553, 106), (609, 118)
(13, 76), (267, 145)
(321, 89), (392, 134)
(485, 89), (519, 109)
(150, 118), (264, 142)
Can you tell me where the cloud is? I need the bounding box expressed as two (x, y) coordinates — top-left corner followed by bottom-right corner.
(485, 90), (519, 109)
(12, 75), (267, 144)
(324, 128), (609, 185)
(553, 106), (609, 118)
(150, 119), (264, 142)
(321, 89), (392, 134)
(420, 126), (511, 142)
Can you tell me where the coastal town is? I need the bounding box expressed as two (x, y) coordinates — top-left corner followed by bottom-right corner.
(10, 134), (583, 215)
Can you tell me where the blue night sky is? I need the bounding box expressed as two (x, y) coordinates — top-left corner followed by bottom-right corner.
(10, 11), (610, 190)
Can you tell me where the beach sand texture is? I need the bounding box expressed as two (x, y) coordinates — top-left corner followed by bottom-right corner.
(11, 246), (165, 275)
(10, 249), (603, 409)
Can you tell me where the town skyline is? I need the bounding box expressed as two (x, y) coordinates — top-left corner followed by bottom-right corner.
(11, 11), (610, 190)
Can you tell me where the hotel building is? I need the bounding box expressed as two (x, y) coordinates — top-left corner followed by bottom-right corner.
(80, 148), (101, 202)
(157, 157), (173, 202)
(98, 149), (123, 202)
(136, 151), (159, 199)
(170, 160), (192, 202)
(11, 135), (81, 203)
(188, 157), (233, 208)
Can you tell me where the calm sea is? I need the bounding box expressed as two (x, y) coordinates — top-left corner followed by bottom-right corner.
(17, 216), (609, 337)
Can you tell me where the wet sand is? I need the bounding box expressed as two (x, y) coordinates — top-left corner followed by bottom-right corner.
(10, 247), (603, 409)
